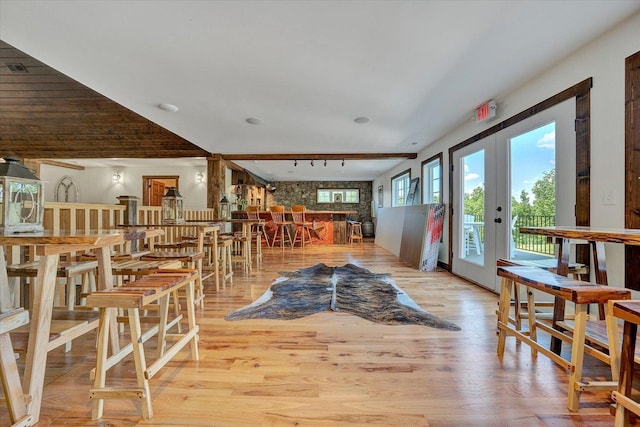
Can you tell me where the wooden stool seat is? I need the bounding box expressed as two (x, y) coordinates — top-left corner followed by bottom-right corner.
(141, 251), (204, 263)
(0, 308), (33, 427)
(140, 251), (205, 306)
(86, 269), (200, 420)
(80, 250), (151, 261)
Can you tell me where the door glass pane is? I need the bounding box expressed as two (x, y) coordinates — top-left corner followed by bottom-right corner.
(461, 149), (485, 264)
(510, 122), (556, 261)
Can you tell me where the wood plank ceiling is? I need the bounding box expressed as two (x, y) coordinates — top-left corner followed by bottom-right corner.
(0, 40), (209, 160)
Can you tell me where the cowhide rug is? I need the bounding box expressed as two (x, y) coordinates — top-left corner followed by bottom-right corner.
(225, 263), (460, 331)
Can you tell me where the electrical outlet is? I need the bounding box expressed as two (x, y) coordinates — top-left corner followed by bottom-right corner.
(603, 189), (617, 206)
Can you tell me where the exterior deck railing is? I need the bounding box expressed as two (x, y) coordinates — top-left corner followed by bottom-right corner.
(467, 214), (556, 256)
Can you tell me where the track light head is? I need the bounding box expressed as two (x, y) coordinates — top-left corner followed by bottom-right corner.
(294, 160), (297, 167)
(324, 160), (327, 167)
(311, 160), (314, 166)
(342, 160), (345, 167)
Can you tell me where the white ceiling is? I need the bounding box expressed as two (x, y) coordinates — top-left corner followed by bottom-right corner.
(2, 1), (639, 181)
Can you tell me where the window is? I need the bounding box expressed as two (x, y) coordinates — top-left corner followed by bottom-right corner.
(422, 154), (442, 203)
(391, 170), (411, 206)
(317, 189), (360, 203)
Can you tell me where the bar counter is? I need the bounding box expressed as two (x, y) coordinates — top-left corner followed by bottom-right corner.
(232, 210), (357, 245)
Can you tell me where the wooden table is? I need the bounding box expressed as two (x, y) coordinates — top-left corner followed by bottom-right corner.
(0, 230), (126, 424)
(519, 226), (640, 353)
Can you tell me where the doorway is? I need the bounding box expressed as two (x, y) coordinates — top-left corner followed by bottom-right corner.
(142, 175), (179, 206)
(451, 99), (575, 291)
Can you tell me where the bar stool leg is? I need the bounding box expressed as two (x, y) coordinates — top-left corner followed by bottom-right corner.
(128, 307), (153, 419)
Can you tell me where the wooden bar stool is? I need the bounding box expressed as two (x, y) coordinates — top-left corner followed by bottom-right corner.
(247, 205), (270, 248)
(0, 308), (33, 427)
(291, 205), (313, 247)
(348, 221), (363, 246)
(86, 269), (200, 420)
(231, 232), (251, 274)
(269, 205), (293, 249)
(217, 237), (234, 288)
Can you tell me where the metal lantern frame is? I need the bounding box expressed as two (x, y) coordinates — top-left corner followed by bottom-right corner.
(0, 158), (45, 233)
(161, 187), (185, 224)
(219, 194), (231, 219)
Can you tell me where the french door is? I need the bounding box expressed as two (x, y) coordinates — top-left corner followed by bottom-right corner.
(451, 99), (575, 292)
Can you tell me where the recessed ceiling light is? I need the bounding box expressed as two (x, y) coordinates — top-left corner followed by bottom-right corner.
(354, 116), (370, 124)
(246, 117), (263, 125)
(158, 103), (179, 112)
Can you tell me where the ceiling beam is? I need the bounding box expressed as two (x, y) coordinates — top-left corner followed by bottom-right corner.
(220, 153), (417, 161)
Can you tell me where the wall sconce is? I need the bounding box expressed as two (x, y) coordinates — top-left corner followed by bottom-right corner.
(196, 172), (205, 183)
(112, 172), (122, 184)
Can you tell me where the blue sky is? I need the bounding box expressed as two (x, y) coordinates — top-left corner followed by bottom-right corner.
(463, 122), (556, 203)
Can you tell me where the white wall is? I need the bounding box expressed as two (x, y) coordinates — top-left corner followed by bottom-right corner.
(40, 164), (209, 209)
(374, 12), (640, 290)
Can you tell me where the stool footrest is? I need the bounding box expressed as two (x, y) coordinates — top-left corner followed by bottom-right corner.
(90, 388), (146, 400)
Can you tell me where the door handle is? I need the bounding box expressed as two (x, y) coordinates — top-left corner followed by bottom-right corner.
(494, 218), (502, 223)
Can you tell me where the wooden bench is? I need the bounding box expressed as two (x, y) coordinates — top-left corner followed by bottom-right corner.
(0, 308), (33, 427)
(86, 269), (199, 420)
(496, 265), (631, 412)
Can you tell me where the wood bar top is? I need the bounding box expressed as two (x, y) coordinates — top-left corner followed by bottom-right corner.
(234, 210), (357, 215)
(497, 265), (631, 304)
(519, 226), (640, 245)
(612, 300), (640, 324)
(0, 230), (125, 247)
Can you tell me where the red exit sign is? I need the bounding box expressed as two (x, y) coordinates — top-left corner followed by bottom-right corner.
(475, 100), (496, 124)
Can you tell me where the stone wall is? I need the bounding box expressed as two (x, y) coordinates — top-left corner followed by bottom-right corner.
(265, 181), (373, 222)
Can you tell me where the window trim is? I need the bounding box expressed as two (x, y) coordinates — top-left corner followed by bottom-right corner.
(316, 188), (360, 204)
(421, 153), (443, 204)
(391, 168), (411, 207)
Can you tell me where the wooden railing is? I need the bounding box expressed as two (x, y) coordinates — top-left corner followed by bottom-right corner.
(5, 203), (219, 261)
(136, 207), (218, 243)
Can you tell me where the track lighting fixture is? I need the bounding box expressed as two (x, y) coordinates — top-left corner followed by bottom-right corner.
(294, 160), (297, 167)
(324, 160), (327, 167)
(311, 160), (314, 166)
(342, 160), (345, 167)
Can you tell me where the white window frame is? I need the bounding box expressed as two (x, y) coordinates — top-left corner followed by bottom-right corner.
(422, 154), (442, 204)
(317, 189), (360, 204)
(391, 170), (411, 207)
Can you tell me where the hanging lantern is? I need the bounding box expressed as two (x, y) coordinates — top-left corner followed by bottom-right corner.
(219, 194), (231, 219)
(0, 157), (45, 233)
(161, 187), (185, 224)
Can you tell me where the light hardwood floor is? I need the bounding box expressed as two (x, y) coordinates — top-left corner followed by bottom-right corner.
(1, 239), (630, 426)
